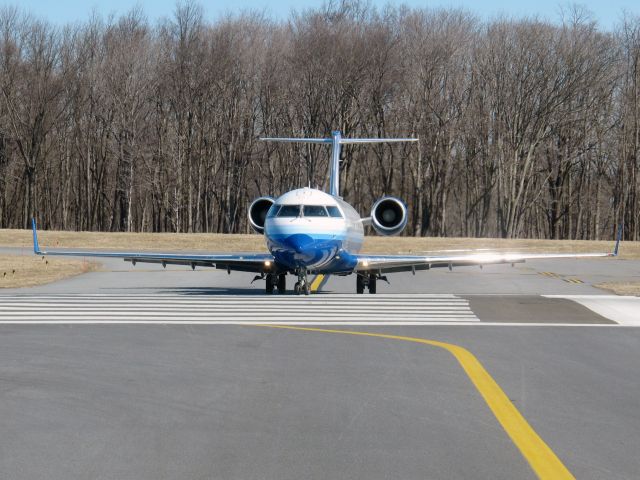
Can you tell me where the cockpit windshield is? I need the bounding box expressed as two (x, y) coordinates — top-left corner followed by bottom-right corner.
(274, 204), (343, 218)
(277, 205), (301, 217)
(303, 205), (328, 217)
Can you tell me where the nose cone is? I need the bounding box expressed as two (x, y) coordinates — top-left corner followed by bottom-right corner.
(284, 234), (315, 255)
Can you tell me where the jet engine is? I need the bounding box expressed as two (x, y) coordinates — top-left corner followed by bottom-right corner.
(371, 196), (408, 236)
(248, 196), (275, 234)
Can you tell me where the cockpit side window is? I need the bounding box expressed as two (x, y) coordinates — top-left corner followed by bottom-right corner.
(326, 206), (343, 218)
(266, 204), (280, 218)
(277, 205), (301, 217)
(303, 205), (328, 217)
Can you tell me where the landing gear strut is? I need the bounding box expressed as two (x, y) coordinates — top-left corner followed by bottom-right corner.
(277, 273), (286, 294)
(294, 270), (310, 295)
(265, 273), (276, 294)
(356, 273), (383, 294)
(265, 273), (287, 294)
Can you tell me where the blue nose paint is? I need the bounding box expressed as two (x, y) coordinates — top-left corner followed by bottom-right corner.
(284, 234), (315, 254)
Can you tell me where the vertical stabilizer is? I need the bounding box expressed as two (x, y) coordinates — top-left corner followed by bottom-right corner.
(329, 131), (342, 197)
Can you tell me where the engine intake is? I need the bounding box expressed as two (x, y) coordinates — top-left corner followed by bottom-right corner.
(248, 196), (275, 234)
(371, 197), (408, 236)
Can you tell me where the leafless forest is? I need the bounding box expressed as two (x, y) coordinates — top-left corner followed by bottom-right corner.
(1, 1), (639, 239)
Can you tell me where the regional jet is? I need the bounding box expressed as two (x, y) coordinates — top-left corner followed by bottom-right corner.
(31, 130), (621, 294)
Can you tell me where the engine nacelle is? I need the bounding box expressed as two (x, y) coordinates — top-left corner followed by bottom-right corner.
(371, 196), (408, 236)
(248, 196), (275, 234)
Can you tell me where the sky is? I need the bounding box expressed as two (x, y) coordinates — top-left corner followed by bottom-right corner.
(2, 0), (639, 31)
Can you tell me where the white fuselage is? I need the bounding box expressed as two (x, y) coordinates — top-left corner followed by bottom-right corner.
(264, 188), (363, 273)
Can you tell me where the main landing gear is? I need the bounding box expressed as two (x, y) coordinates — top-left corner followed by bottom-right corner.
(356, 273), (387, 294)
(294, 269), (310, 295)
(265, 273), (287, 295)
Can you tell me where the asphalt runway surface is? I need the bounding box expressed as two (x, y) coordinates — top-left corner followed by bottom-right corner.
(1, 249), (640, 479)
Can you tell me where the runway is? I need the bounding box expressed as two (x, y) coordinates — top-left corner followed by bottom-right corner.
(1, 255), (639, 479)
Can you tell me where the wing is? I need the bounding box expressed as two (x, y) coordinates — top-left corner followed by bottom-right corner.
(354, 229), (622, 274)
(31, 219), (274, 273)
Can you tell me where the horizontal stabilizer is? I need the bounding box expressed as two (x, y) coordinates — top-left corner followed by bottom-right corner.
(259, 137), (331, 144)
(260, 130), (418, 197)
(260, 137), (418, 144)
(339, 138), (418, 144)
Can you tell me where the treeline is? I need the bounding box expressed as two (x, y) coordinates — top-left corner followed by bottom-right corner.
(0, 1), (639, 239)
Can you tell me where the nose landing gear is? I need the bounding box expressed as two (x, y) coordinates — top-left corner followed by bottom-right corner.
(294, 269), (310, 295)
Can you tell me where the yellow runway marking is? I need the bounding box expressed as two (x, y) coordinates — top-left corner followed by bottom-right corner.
(310, 274), (325, 292)
(255, 324), (575, 480)
(540, 272), (559, 278)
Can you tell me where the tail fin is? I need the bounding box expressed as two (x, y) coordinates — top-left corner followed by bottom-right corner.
(260, 130), (418, 197)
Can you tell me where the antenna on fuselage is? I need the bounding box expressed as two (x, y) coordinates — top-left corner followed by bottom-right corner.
(259, 131), (418, 198)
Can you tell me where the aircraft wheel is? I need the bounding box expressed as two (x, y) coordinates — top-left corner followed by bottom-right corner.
(277, 274), (286, 294)
(265, 274), (275, 294)
(304, 283), (310, 295)
(356, 274), (364, 294)
(294, 282), (301, 295)
(368, 274), (377, 294)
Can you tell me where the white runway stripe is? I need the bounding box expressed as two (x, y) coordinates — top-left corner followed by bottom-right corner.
(0, 294), (479, 324)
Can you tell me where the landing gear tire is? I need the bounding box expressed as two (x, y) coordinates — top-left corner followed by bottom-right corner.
(356, 274), (365, 294)
(368, 274), (377, 294)
(265, 273), (275, 294)
(294, 269), (310, 296)
(277, 274), (286, 294)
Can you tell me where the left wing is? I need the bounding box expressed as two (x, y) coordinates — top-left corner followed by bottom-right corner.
(31, 219), (275, 273)
(354, 230), (622, 274)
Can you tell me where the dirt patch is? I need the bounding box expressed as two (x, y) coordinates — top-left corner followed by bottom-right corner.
(594, 282), (640, 296)
(0, 255), (99, 289)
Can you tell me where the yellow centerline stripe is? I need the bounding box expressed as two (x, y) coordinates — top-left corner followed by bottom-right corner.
(254, 324), (574, 480)
(310, 274), (325, 292)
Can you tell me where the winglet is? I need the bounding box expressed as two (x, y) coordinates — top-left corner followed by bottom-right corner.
(613, 223), (623, 256)
(31, 218), (42, 255)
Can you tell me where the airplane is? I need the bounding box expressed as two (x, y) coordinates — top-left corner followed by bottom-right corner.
(31, 130), (622, 295)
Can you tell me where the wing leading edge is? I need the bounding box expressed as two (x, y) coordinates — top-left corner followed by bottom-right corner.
(31, 219), (274, 273)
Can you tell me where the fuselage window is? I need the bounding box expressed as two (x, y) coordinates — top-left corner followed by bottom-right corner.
(303, 205), (328, 217)
(326, 206), (343, 218)
(277, 205), (301, 217)
(266, 205), (281, 218)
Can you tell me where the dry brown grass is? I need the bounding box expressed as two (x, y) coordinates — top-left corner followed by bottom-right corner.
(0, 255), (99, 289)
(594, 282), (640, 296)
(3, 227), (635, 258)
(361, 236), (639, 259)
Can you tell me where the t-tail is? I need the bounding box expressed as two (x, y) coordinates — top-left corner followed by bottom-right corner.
(259, 131), (418, 197)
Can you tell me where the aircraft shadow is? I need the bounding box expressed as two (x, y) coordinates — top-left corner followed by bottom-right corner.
(105, 287), (332, 296)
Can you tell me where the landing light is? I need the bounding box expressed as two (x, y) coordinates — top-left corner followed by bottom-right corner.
(361, 260), (369, 267)
(264, 260), (272, 267)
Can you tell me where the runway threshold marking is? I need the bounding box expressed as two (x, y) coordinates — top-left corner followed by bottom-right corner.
(256, 324), (575, 480)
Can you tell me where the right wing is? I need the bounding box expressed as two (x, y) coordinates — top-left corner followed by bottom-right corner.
(354, 227), (622, 274)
